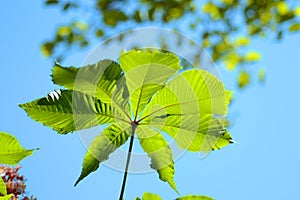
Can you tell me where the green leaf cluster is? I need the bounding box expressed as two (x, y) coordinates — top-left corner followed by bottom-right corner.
(20, 50), (233, 197)
(42, 0), (300, 88)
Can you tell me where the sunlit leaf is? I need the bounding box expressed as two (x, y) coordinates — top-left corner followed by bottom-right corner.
(52, 59), (130, 120)
(245, 51), (261, 62)
(73, 21), (89, 31)
(0, 177), (7, 195)
(103, 10), (128, 26)
(235, 37), (250, 46)
(20, 90), (121, 134)
(289, 24), (300, 32)
(57, 26), (72, 36)
(137, 192), (214, 200)
(137, 126), (177, 192)
(294, 7), (300, 16)
(142, 192), (162, 200)
(176, 195), (214, 200)
(277, 2), (290, 15)
(119, 50), (181, 119)
(75, 124), (130, 186)
(0, 132), (34, 165)
(238, 71), (250, 88)
(0, 194), (13, 200)
(221, 0), (234, 5)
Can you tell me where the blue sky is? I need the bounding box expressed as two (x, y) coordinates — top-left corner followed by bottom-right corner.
(1, 1), (300, 200)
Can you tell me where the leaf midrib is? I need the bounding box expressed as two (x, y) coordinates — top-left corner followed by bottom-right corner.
(100, 125), (131, 156)
(133, 63), (152, 120)
(22, 106), (130, 124)
(139, 93), (226, 122)
(140, 122), (218, 136)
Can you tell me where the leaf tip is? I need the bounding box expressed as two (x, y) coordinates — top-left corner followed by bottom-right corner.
(74, 177), (82, 187)
(229, 139), (239, 144)
(54, 59), (60, 66)
(74, 181), (79, 187)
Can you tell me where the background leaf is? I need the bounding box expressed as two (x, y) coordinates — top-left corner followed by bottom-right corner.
(0, 132), (34, 165)
(0, 177), (7, 195)
(142, 192), (162, 200)
(176, 195), (214, 200)
(0, 194), (13, 200)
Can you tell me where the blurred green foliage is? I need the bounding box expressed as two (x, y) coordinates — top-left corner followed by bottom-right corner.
(42, 0), (300, 88)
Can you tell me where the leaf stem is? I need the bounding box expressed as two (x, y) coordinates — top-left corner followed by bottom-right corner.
(118, 121), (137, 200)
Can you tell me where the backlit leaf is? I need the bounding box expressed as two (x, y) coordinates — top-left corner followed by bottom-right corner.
(75, 124), (130, 186)
(119, 50), (181, 119)
(20, 90), (123, 134)
(0, 177), (7, 195)
(176, 195), (214, 200)
(52, 59), (130, 120)
(142, 192), (162, 200)
(0, 132), (34, 165)
(137, 126), (177, 192)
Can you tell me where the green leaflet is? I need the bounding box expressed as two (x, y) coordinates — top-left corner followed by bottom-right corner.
(137, 126), (177, 193)
(141, 192), (162, 200)
(52, 60), (130, 120)
(75, 123), (131, 186)
(141, 69), (230, 119)
(0, 177), (7, 195)
(136, 193), (213, 200)
(0, 194), (13, 200)
(0, 132), (34, 165)
(143, 114), (232, 152)
(119, 50), (181, 119)
(176, 195), (215, 200)
(139, 69), (233, 152)
(20, 90), (125, 134)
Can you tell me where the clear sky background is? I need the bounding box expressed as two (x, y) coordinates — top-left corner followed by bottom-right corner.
(1, 1), (300, 200)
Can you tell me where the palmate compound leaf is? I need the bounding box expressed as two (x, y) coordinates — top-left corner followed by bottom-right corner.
(74, 123), (131, 186)
(0, 132), (35, 165)
(19, 90), (127, 134)
(20, 49), (233, 194)
(136, 126), (177, 192)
